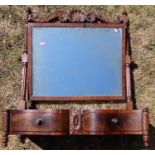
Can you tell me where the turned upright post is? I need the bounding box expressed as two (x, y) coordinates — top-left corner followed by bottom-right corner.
(122, 11), (134, 110)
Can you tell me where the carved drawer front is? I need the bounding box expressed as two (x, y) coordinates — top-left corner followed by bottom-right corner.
(9, 110), (69, 135)
(83, 110), (143, 135)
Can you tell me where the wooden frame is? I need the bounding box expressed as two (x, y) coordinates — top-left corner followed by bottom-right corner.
(27, 22), (127, 101)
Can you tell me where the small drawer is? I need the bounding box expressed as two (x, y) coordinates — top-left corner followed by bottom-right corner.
(83, 110), (143, 134)
(9, 110), (69, 135)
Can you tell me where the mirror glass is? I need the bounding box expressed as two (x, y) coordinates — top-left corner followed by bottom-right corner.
(32, 27), (122, 97)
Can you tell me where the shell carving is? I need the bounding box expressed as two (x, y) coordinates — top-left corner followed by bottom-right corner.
(26, 8), (125, 24)
(87, 14), (96, 22)
(69, 11), (86, 22)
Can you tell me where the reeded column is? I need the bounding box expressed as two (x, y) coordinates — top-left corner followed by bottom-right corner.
(2, 110), (9, 147)
(142, 108), (149, 147)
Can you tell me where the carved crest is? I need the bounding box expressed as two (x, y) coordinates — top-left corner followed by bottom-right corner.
(26, 8), (126, 24)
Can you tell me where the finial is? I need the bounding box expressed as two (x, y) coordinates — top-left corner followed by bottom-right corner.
(122, 10), (129, 25)
(26, 8), (33, 22)
(122, 10), (128, 16)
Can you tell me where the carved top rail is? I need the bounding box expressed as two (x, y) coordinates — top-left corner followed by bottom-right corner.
(26, 8), (128, 24)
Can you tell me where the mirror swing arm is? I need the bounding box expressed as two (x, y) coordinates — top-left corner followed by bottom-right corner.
(2, 9), (149, 148)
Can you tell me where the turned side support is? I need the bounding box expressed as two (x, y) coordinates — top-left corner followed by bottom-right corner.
(19, 53), (28, 109)
(122, 11), (133, 110)
(126, 56), (133, 110)
(2, 110), (9, 147)
(19, 9), (29, 109)
(142, 108), (149, 147)
(125, 41), (134, 110)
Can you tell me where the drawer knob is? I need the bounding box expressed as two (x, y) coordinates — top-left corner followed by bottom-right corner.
(111, 118), (119, 124)
(35, 119), (43, 126)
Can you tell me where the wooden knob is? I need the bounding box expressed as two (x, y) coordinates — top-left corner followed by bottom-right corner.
(111, 118), (119, 124)
(35, 119), (43, 126)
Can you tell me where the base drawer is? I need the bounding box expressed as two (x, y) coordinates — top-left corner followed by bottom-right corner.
(9, 110), (69, 135)
(2, 109), (149, 147)
(83, 110), (143, 135)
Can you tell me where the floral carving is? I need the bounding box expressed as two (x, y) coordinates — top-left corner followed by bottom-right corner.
(70, 110), (83, 135)
(69, 10), (86, 22)
(26, 8), (125, 24)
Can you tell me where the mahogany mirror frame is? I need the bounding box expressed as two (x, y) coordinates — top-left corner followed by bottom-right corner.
(27, 22), (127, 102)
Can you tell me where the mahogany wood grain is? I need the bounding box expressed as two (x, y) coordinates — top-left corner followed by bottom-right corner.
(82, 110), (142, 134)
(9, 110), (69, 135)
(2, 109), (149, 147)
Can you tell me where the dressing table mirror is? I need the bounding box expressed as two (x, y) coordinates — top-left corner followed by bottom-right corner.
(2, 9), (149, 148)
